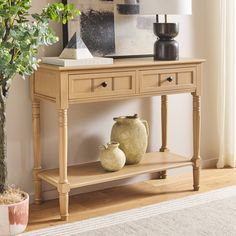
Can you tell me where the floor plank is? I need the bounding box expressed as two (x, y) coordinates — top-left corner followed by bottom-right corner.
(27, 168), (236, 232)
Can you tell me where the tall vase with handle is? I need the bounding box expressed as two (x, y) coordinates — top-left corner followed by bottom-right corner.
(111, 114), (149, 165)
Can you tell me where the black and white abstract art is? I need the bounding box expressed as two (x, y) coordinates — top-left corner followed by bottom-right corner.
(63, 0), (155, 57)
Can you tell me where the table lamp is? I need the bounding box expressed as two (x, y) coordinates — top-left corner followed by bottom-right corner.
(139, 0), (192, 61)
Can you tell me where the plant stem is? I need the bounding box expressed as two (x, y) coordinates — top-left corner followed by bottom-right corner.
(3, 19), (11, 42)
(0, 80), (9, 194)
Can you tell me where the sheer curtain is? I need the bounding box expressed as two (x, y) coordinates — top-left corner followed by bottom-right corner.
(217, 0), (236, 168)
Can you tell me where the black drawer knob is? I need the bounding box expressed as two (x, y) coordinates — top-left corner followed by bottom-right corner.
(101, 81), (108, 88)
(166, 77), (173, 82)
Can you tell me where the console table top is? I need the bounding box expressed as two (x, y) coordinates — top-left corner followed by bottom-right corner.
(39, 57), (205, 71)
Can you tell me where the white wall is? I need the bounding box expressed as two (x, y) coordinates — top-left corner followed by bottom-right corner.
(6, 0), (208, 198)
(201, 0), (222, 161)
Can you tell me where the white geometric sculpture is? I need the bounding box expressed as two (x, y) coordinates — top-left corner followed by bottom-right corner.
(59, 32), (93, 60)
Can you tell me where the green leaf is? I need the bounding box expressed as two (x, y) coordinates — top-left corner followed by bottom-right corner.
(0, 1), (80, 82)
(62, 17), (67, 24)
(75, 9), (81, 16)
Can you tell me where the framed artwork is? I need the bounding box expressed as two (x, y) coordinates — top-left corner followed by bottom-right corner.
(62, 0), (155, 58)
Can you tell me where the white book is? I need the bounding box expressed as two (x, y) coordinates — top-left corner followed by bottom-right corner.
(41, 57), (113, 67)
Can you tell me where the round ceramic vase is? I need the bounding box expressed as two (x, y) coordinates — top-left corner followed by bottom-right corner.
(99, 142), (126, 172)
(0, 192), (29, 236)
(111, 114), (149, 165)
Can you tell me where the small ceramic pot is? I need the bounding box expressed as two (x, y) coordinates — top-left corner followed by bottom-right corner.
(111, 114), (149, 165)
(99, 142), (126, 172)
(0, 192), (29, 236)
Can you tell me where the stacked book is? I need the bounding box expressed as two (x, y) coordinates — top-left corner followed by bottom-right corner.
(41, 57), (113, 67)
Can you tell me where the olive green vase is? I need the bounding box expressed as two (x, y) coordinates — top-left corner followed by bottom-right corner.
(111, 114), (149, 165)
(99, 142), (126, 172)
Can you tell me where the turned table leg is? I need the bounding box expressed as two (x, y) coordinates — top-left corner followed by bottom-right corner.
(159, 95), (169, 179)
(32, 99), (42, 205)
(58, 109), (70, 221)
(191, 93), (201, 191)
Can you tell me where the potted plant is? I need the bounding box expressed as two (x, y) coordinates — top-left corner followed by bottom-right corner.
(0, 1), (79, 235)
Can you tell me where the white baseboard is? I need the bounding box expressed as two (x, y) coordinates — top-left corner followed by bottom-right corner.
(29, 158), (219, 204)
(202, 158), (218, 169)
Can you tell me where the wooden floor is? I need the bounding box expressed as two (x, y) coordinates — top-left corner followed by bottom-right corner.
(27, 168), (236, 232)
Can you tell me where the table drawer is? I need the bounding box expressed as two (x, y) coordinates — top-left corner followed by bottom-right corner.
(140, 67), (196, 93)
(69, 71), (136, 99)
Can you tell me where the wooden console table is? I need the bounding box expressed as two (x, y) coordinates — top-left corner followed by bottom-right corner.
(31, 58), (204, 220)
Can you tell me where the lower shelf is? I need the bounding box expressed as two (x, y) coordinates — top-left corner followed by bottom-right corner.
(38, 152), (192, 189)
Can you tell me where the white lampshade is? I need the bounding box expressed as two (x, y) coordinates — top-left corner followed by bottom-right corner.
(139, 0), (192, 15)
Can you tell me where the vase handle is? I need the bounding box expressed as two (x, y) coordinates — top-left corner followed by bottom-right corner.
(141, 120), (149, 136)
(99, 145), (107, 151)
